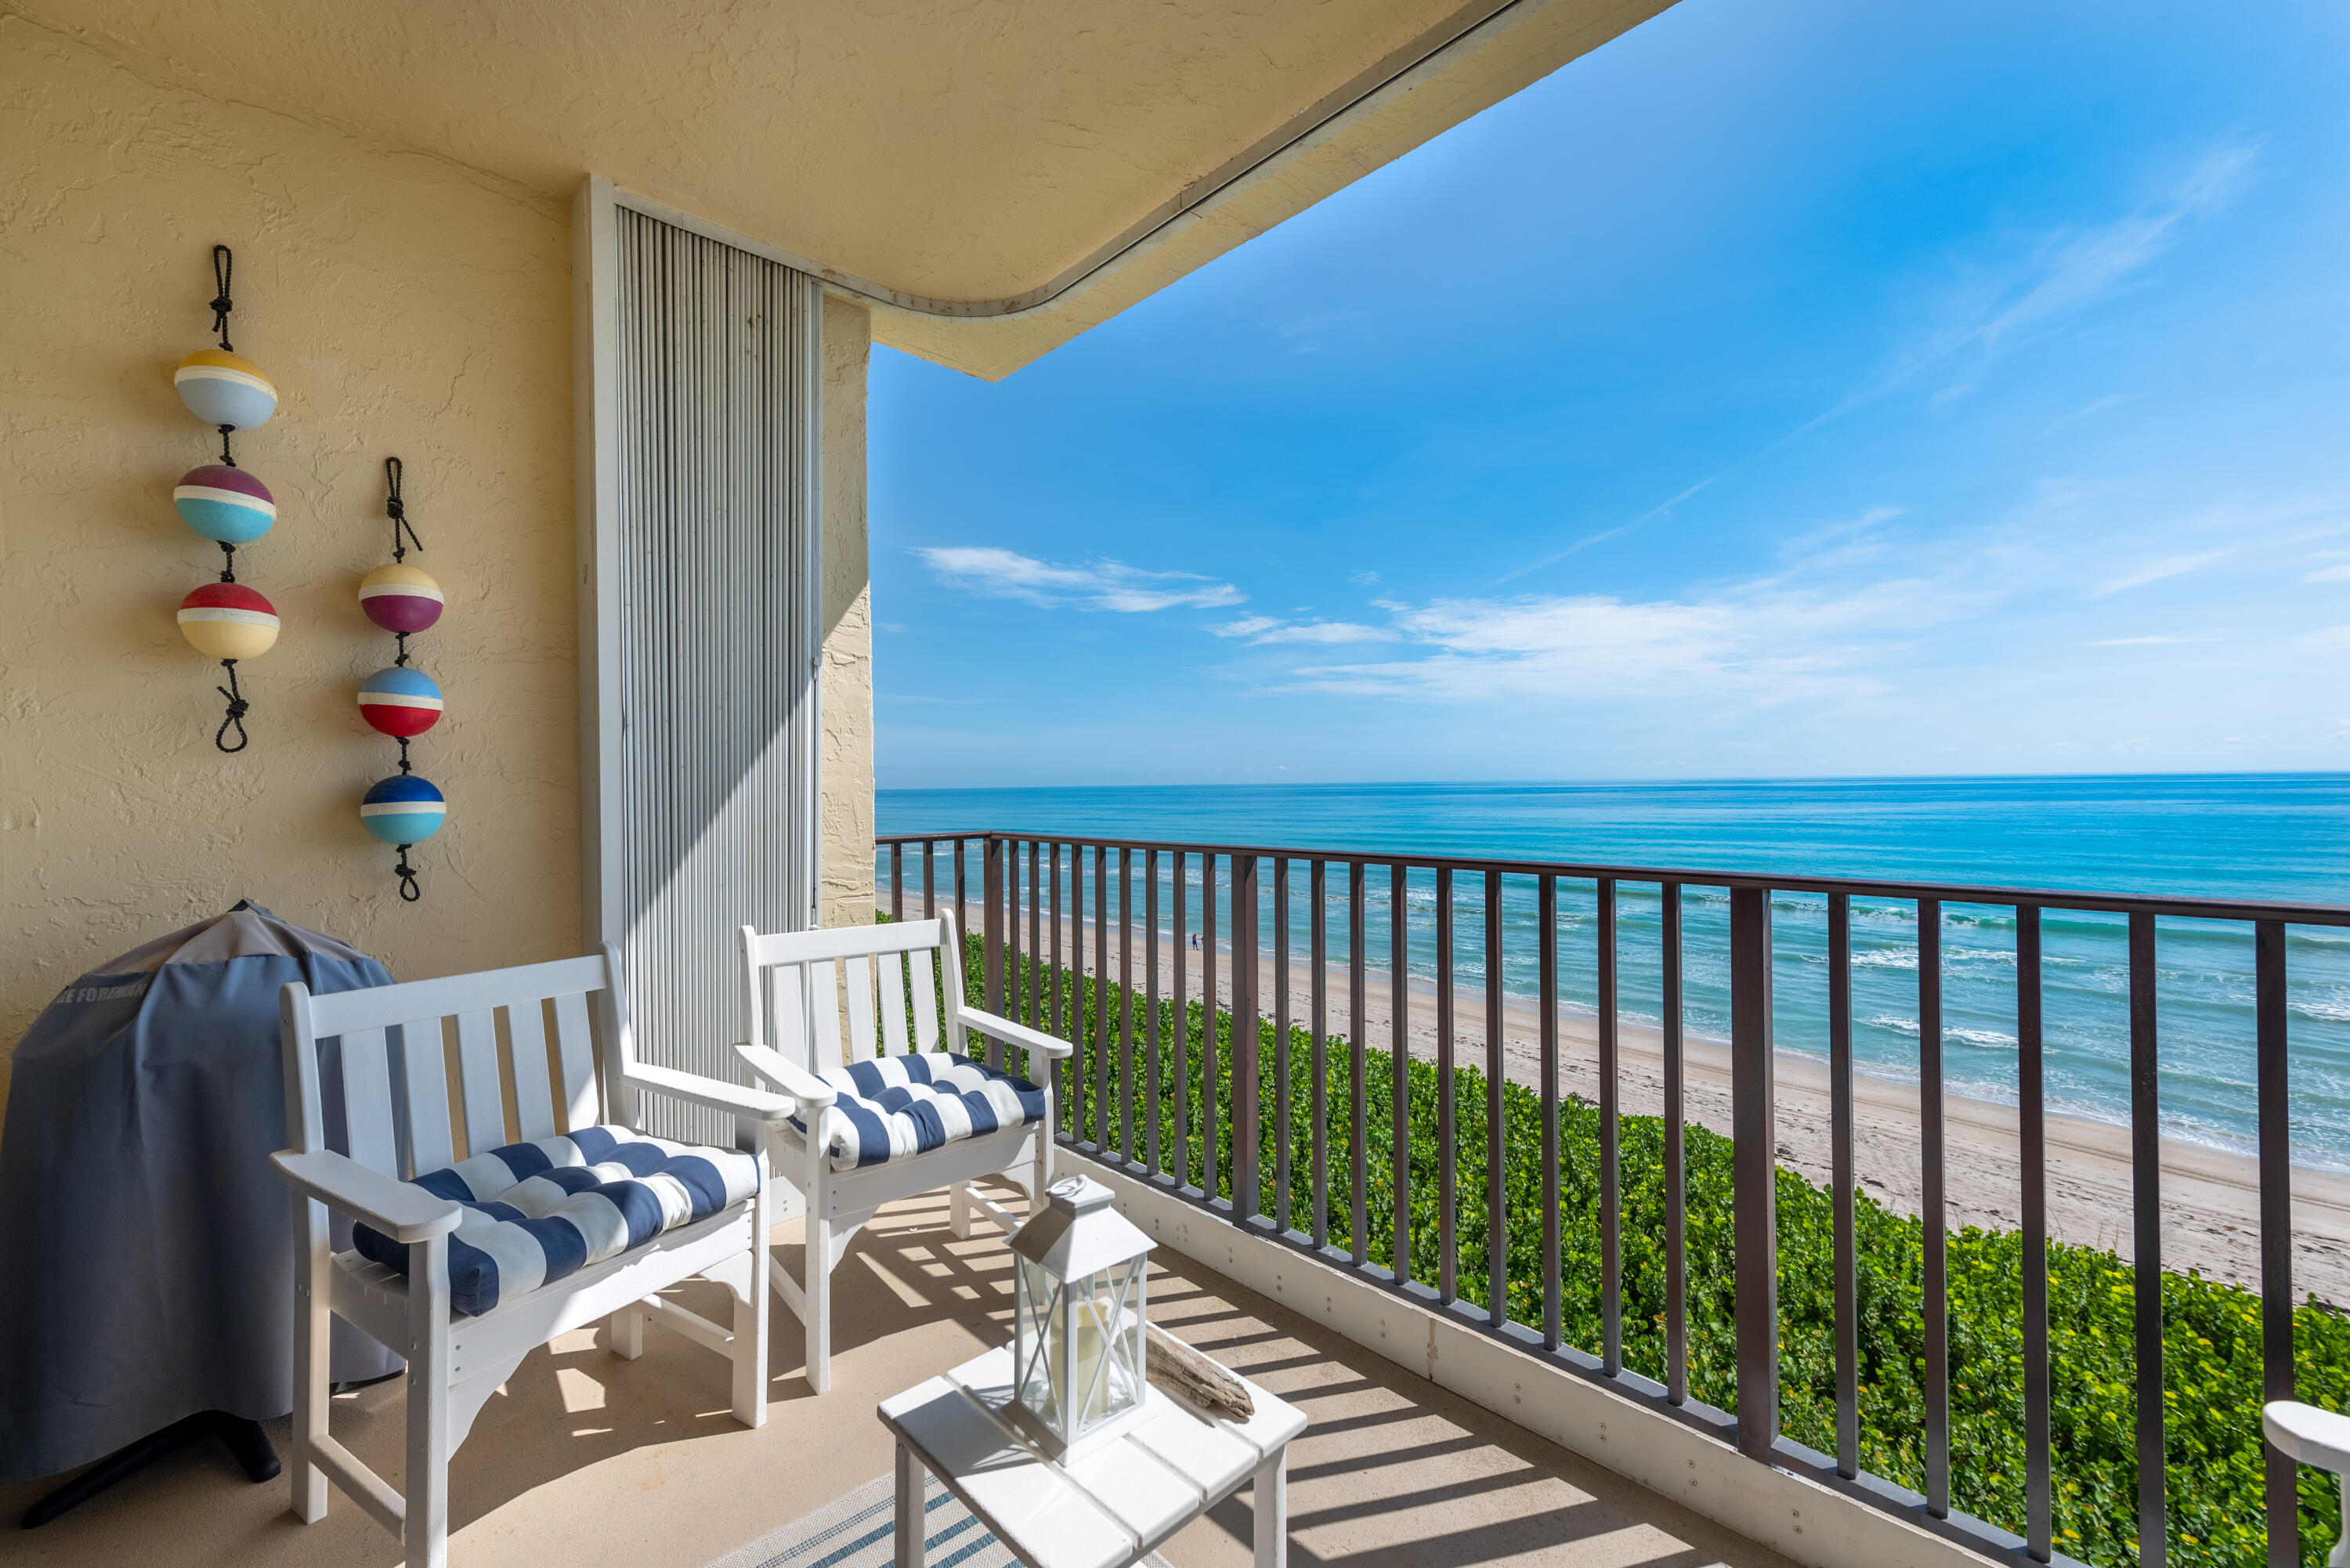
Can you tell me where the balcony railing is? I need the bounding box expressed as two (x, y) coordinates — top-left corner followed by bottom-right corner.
(874, 828), (2350, 1568)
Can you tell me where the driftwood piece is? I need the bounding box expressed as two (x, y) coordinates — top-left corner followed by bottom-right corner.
(1144, 1323), (1255, 1422)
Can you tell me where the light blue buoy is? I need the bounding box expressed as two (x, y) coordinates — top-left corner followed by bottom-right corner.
(360, 773), (446, 845)
(174, 349), (278, 430)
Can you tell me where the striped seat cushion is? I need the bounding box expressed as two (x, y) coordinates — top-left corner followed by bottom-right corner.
(350, 1125), (761, 1317)
(797, 1053), (1045, 1172)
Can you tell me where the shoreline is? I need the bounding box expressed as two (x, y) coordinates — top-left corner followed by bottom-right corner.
(985, 909), (2350, 1302)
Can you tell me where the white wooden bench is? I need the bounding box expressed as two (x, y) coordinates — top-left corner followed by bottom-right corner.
(734, 912), (1072, 1392)
(273, 943), (787, 1568)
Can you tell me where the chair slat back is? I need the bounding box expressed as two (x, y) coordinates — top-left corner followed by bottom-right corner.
(740, 915), (964, 1075)
(285, 951), (625, 1181)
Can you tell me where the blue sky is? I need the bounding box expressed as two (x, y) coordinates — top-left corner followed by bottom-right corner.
(870, 0), (2350, 788)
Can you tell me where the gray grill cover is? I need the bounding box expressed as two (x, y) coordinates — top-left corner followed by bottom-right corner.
(0, 902), (405, 1483)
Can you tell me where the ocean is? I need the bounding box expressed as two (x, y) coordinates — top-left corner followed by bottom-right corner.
(875, 776), (2350, 1170)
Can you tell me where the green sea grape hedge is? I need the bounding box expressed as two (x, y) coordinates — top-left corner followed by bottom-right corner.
(929, 927), (2349, 1565)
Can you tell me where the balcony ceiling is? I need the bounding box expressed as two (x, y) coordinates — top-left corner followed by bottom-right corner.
(17, 0), (1674, 378)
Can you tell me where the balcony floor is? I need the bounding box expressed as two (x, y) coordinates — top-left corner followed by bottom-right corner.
(2, 1185), (1792, 1568)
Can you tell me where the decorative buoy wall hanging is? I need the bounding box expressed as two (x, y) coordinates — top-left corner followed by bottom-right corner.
(172, 245), (280, 753)
(357, 457), (446, 901)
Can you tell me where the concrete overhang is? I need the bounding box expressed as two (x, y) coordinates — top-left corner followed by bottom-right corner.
(13, 0), (1676, 379)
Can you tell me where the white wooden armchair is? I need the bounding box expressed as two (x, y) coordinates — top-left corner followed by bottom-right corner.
(272, 944), (786, 1568)
(734, 911), (1071, 1392)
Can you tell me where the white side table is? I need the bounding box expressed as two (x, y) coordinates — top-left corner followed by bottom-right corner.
(879, 1344), (1307, 1568)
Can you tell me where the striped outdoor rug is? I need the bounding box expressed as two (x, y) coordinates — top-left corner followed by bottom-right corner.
(699, 1470), (1176, 1568)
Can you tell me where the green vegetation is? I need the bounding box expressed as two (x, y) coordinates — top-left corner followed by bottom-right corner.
(944, 930), (2348, 1566)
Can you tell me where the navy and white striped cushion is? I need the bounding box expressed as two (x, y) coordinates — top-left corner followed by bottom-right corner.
(796, 1052), (1045, 1172)
(351, 1125), (761, 1317)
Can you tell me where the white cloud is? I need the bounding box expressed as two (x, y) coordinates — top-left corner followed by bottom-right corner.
(2302, 563), (2350, 583)
(2091, 548), (2237, 597)
(1347, 570), (1380, 586)
(1276, 580), (1956, 706)
(917, 546), (1242, 612)
(2086, 632), (2226, 646)
(1211, 616), (1399, 646)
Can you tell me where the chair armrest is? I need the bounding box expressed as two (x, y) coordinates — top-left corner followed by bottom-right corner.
(733, 1042), (838, 1108)
(956, 1004), (1075, 1060)
(271, 1148), (462, 1244)
(2266, 1401), (2350, 1472)
(623, 1060), (794, 1123)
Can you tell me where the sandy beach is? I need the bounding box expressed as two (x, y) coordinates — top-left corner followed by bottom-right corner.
(989, 909), (2350, 1302)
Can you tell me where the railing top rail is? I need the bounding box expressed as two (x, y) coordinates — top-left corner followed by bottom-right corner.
(873, 828), (2350, 927)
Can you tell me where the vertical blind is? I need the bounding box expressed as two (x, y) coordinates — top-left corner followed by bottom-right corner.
(610, 205), (821, 1143)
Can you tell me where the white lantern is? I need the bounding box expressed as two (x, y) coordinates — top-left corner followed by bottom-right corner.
(1007, 1175), (1155, 1459)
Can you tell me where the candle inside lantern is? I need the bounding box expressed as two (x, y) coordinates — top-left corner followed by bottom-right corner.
(1046, 1291), (1128, 1431)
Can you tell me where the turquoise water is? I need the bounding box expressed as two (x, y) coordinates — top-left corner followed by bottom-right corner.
(875, 776), (2350, 1169)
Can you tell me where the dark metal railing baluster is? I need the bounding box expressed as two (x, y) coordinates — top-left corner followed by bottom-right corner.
(1921, 898), (1948, 1516)
(1048, 843), (1062, 1037)
(891, 844), (903, 921)
(1070, 845), (1086, 1139)
(1484, 869), (1506, 1328)
(1540, 875), (1562, 1351)
(954, 838), (968, 962)
(1350, 861), (1369, 1266)
(1311, 858), (1329, 1249)
(1095, 844), (1111, 1151)
(2131, 911), (2165, 1568)
(2258, 918), (2297, 1568)
(1391, 862), (1411, 1284)
(1831, 892), (1857, 1478)
(1235, 854), (1261, 1221)
(923, 840), (935, 919)
(1663, 882), (1685, 1403)
(1730, 886), (1777, 1461)
(1029, 840), (1043, 1031)
(2019, 905), (2051, 1560)
(1203, 854), (1221, 1203)
(1146, 850), (1162, 1177)
(1119, 847), (1134, 1162)
(1436, 866), (1457, 1305)
(1275, 857), (1293, 1233)
(1173, 851), (1189, 1190)
(1599, 876), (1620, 1374)
(984, 836), (1005, 1068)
(1005, 840), (1022, 1074)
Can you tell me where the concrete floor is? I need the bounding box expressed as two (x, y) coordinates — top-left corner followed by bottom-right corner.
(2, 1187), (1794, 1568)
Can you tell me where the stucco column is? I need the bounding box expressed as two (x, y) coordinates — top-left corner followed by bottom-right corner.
(819, 295), (874, 931)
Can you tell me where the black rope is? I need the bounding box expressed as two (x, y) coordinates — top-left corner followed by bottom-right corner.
(393, 845), (421, 902)
(396, 736), (413, 775)
(219, 425), (236, 467)
(214, 659), (250, 753)
(210, 245), (235, 352)
(217, 541), (236, 583)
(385, 457), (423, 561)
(393, 630), (410, 667)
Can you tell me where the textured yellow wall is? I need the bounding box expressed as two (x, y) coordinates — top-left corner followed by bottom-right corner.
(0, 20), (578, 1104)
(1, 22), (877, 1110)
(819, 297), (876, 933)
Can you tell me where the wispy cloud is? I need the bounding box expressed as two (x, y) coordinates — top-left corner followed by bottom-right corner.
(2087, 632), (2227, 645)
(1211, 616), (1398, 646)
(1274, 577), (1965, 706)
(2302, 562), (2350, 583)
(2091, 547), (2237, 596)
(917, 547), (1242, 612)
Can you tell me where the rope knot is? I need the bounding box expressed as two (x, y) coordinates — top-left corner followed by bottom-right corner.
(212, 658), (251, 753)
(209, 244), (235, 352)
(384, 456), (422, 560)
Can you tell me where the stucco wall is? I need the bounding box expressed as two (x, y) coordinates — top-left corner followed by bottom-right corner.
(1, 22), (875, 1112)
(819, 297), (876, 932)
